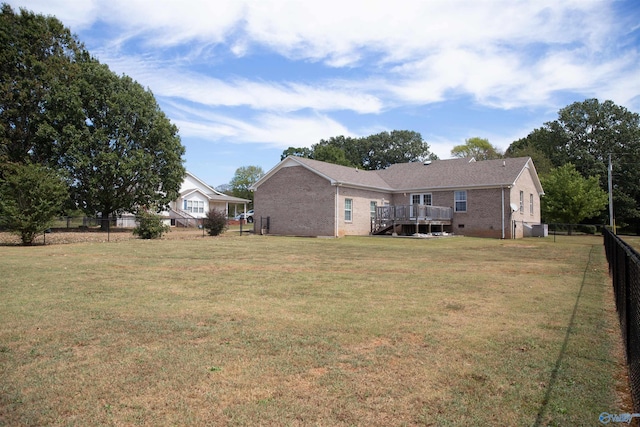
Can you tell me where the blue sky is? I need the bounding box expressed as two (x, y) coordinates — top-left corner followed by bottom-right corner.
(11, 0), (640, 187)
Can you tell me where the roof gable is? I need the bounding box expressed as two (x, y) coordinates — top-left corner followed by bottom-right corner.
(181, 171), (226, 196)
(182, 171), (250, 203)
(252, 156), (392, 191)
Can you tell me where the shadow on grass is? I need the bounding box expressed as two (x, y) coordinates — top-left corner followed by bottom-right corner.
(533, 244), (595, 426)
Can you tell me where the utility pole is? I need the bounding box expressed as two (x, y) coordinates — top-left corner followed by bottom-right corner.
(608, 153), (615, 233)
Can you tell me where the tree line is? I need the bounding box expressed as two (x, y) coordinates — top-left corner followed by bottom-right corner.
(0, 5), (186, 243)
(507, 99), (640, 230)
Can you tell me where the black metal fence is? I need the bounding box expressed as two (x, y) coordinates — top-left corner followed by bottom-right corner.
(604, 228), (640, 411)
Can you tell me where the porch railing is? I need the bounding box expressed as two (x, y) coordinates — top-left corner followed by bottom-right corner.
(372, 205), (453, 233)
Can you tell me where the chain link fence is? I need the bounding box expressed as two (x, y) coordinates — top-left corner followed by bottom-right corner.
(47, 215), (206, 230)
(604, 228), (640, 411)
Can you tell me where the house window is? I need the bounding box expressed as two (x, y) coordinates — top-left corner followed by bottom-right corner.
(345, 199), (353, 222)
(370, 201), (377, 219)
(530, 193), (534, 215)
(519, 191), (524, 214)
(184, 200), (204, 213)
(454, 191), (467, 212)
(411, 193), (432, 206)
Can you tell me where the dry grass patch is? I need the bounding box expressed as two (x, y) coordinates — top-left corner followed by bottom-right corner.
(0, 233), (631, 426)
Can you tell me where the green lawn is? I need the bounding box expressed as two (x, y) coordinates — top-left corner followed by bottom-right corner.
(622, 235), (640, 253)
(0, 233), (631, 426)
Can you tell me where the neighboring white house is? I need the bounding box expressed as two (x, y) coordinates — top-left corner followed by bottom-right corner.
(166, 171), (250, 226)
(113, 171), (250, 228)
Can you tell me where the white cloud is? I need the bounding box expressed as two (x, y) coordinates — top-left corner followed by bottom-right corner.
(101, 0), (246, 47)
(9, 0), (99, 29)
(165, 100), (352, 148)
(10, 0), (639, 115)
(95, 52), (384, 114)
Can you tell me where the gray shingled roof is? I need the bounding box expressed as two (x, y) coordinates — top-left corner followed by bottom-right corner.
(291, 157), (393, 189)
(287, 156), (537, 192)
(378, 157), (534, 190)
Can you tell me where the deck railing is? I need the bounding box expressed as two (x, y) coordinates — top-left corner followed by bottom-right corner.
(372, 205), (453, 233)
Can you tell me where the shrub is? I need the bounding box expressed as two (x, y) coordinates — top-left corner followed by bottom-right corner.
(204, 209), (228, 236)
(0, 163), (67, 245)
(133, 211), (169, 239)
(576, 224), (597, 235)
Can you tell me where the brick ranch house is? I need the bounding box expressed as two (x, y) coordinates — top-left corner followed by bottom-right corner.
(251, 156), (544, 239)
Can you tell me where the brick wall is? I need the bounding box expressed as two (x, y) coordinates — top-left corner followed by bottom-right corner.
(390, 184), (540, 239)
(337, 187), (392, 236)
(509, 166), (542, 238)
(253, 165), (335, 236)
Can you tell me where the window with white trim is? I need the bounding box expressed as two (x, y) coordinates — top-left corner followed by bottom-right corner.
(519, 191), (524, 214)
(411, 193), (432, 206)
(370, 201), (377, 219)
(454, 191), (467, 212)
(184, 200), (204, 213)
(530, 193), (534, 215)
(345, 199), (353, 222)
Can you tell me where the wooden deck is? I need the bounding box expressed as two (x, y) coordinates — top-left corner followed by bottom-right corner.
(371, 205), (453, 235)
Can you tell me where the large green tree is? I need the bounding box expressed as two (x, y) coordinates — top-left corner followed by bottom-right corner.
(507, 99), (640, 227)
(313, 144), (353, 166)
(280, 146), (313, 160)
(63, 59), (185, 226)
(503, 143), (554, 177)
(540, 163), (608, 227)
(281, 130), (436, 170)
(0, 4), (83, 165)
(0, 162), (67, 244)
(451, 137), (503, 160)
(313, 135), (363, 167)
(230, 165), (264, 203)
(362, 130), (435, 170)
(1, 5), (186, 228)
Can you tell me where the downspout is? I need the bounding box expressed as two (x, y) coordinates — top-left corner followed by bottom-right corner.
(335, 184), (340, 237)
(501, 186), (505, 239)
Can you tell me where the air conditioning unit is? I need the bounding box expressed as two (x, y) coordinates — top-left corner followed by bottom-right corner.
(531, 224), (548, 237)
